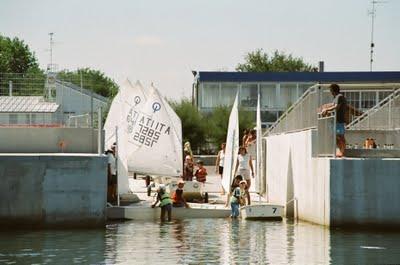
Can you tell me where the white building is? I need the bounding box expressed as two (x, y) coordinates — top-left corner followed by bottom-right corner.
(193, 71), (400, 127)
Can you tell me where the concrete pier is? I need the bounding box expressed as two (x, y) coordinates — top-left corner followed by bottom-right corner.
(0, 154), (107, 228)
(265, 129), (400, 228)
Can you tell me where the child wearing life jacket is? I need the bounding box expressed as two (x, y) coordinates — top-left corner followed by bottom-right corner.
(151, 185), (172, 222)
(172, 180), (189, 208)
(194, 160), (207, 183)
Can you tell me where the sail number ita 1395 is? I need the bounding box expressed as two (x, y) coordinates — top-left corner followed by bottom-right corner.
(127, 110), (171, 147)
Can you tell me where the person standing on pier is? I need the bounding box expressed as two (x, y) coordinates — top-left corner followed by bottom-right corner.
(194, 160), (207, 184)
(234, 146), (254, 189)
(322, 84), (347, 157)
(215, 143), (226, 195)
(106, 144), (117, 204)
(183, 155), (194, 181)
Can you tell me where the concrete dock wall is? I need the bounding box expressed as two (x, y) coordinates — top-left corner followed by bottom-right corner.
(330, 159), (400, 227)
(266, 130), (330, 226)
(266, 129), (400, 227)
(0, 154), (107, 228)
(0, 128), (104, 153)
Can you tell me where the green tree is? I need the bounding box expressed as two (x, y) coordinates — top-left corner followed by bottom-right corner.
(0, 35), (40, 73)
(170, 98), (207, 152)
(207, 105), (255, 149)
(236, 49), (315, 72)
(57, 68), (118, 98)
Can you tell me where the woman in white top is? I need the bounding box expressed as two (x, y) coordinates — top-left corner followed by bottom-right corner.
(234, 146), (254, 189)
(215, 143), (226, 194)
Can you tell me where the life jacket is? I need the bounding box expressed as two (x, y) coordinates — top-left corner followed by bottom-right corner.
(195, 168), (207, 182)
(172, 189), (183, 203)
(159, 192), (172, 207)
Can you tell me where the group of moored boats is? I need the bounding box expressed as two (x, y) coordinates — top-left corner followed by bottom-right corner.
(104, 79), (284, 221)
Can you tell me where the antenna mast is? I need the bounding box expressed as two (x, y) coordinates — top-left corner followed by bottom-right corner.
(47, 32), (57, 72)
(369, 1), (386, 71)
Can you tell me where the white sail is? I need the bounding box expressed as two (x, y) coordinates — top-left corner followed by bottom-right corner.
(104, 92), (122, 150)
(126, 85), (182, 176)
(221, 91), (239, 193)
(255, 93), (264, 194)
(104, 79), (147, 194)
(156, 84), (183, 169)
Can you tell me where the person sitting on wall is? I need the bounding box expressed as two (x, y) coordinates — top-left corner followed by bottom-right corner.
(321, 84), (347, 157)
(172, 180), (190, 208)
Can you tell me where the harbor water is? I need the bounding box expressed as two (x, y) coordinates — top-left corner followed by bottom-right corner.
(1, 219), (399, 264)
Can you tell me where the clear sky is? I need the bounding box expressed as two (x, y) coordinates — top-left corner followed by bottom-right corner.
(1, 0), (399, 99)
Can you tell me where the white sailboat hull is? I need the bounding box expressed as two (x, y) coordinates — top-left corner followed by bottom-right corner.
(107, 203), (231, 220)
(240, 203), (283, 220)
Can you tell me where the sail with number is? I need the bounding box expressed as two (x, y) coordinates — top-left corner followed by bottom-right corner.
(126, 85), (182, 176)
(104, 79), (147, 194)
(221, 91), (240, 193)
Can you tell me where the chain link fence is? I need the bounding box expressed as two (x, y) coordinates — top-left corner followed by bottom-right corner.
(0, 73), (108, 128)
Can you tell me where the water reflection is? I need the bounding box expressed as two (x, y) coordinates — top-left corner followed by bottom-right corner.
(0, 219), (399, 264)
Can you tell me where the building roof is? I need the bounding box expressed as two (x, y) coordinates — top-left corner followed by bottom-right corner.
(197, 71), (400, 83)
(0, 96), (59, 113)
(56, 80), (109, 103)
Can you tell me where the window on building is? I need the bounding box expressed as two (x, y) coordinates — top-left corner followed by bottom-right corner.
(25, 114), (31, 125)
(261, 111), (279, 123)
(279, 83), (298, 109)
(361, 91), (376, 109)
(220, 83), (238, 106)
(31, 114), (37, 125)
(343, 91), (360, 110)
(240, 83), (258, 108)
(200, 83), (219, 108)
(9, 114), (18, 124)
(260, 84), (277, 109)
(379, 91), (393, 102)
(298, 83), (314, 97)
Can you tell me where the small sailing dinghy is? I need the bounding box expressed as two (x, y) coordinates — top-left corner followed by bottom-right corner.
(240, 92), (283, 220)
(105, 81), (231, 220)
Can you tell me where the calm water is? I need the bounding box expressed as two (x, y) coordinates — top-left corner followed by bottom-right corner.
(0, 219), (399, 265)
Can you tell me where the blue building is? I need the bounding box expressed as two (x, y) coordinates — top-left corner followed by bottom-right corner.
(193, 71), (400, 127)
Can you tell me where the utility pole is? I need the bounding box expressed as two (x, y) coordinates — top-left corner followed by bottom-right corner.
(368, 1), (386, 71)
(49, 32), (54, 71)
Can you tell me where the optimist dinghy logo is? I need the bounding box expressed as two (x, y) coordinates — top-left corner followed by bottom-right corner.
(134, 96), (141, 106)
(152, 102), (161, 113)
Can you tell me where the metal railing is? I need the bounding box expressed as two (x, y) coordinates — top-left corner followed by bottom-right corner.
(265, 84), (324, 135)
(347, 89), (400, 130)
(317, 112), (336, 157)
(66, 113), (91, 128)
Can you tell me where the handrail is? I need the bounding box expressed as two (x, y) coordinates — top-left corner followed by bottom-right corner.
(346, 88), (400, 129)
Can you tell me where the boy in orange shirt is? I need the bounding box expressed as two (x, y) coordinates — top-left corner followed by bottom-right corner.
(194, 160), (207, 183)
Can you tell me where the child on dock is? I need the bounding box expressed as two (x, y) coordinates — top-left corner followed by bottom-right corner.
(151, 185), (172, 222)
(194, 160), (207, 183)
